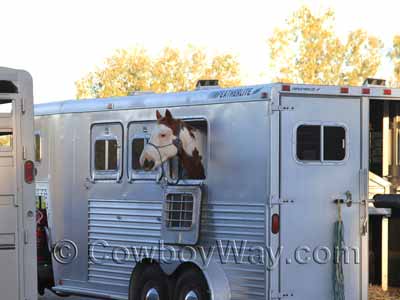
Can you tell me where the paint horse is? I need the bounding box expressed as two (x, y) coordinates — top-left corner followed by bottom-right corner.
(140, 109), (205, 180)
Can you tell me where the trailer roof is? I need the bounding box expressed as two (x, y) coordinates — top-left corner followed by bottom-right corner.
(34, 83), (400, 116)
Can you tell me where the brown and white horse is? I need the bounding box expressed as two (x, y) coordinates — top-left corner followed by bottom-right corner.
(139, 109), (205, 179)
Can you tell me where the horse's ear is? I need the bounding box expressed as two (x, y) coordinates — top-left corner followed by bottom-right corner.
(156, 110), (162, 120)
(165, 109), (173, 121)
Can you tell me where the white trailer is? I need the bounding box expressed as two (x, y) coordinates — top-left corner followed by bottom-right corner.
(33, 82), (400, 299)
(0, 67), (36, 300)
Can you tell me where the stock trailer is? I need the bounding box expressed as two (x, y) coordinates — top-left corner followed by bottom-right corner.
(3, 68), (400, 300)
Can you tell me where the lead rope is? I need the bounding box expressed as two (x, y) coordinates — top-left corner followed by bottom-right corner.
(147, 141), (182, 186)
(334, 201), (345, 300)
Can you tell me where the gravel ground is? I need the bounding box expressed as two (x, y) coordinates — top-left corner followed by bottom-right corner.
(369, 286), (400, 300)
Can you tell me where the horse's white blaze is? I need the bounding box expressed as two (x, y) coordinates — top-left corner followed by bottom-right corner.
(140, 124), (177, 169)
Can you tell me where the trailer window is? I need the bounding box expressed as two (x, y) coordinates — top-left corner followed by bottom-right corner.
(324, 126), (346, 161)
(297, 125), (321, 161)
(91, 123), (123, 181)
(0, 131), (12, 151)
(296, 124), (346, 163)
(167, 119), (208, 182)
(132, 138), (145, 170)
(95, 139), (118, 171)
(128, 122), (161, 181)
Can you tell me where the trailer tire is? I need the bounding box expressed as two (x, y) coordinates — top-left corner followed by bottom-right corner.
(130, 263), (169, 300)
(174, 269), (210, 300)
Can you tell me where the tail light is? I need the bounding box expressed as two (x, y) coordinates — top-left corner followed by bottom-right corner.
(282, 85), (291, 92)
(271, 213), (280, 234)
(24, 160), (34, 184)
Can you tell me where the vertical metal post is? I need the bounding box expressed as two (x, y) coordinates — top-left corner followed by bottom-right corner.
(382, 101), (390, 178)
(381, 216), (389, 292)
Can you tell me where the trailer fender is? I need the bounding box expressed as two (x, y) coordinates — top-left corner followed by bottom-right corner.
(160, 260), (231, 300)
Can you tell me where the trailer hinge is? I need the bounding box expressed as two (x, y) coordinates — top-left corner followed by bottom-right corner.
(21, 98), (25, 114)
(272, 104), (294, 112)
(270, 196), (295, 206)
(270, 291), (294, 299)
(22, 146), (27, 160)
(24, 229), (29, 244)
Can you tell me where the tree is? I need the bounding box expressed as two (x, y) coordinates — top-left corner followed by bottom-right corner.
(0, 135), (11, 147)
(389, 36), (400, 85)
(268, 6), (383, 85)
(76, 46), (241, 99)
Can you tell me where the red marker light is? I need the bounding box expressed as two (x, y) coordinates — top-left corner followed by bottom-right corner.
(24, 160), (34, 184)
(362, 88), (370, 95)
(282, 85), (291, 92)
(384, 89), (392, 96)
(271, 213), (280, 234)
(340, 87), (349, 94)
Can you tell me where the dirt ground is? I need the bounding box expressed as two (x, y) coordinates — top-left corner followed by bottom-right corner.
(369, 285), (400, 300)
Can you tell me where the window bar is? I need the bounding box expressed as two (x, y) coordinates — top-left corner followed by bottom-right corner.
(321, 125), (324, 162)
(105, 140), (109, 170)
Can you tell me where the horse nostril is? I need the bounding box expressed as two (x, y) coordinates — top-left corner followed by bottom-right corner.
(143, 159), (155, 170)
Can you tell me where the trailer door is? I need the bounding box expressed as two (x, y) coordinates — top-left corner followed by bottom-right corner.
(0, 97), (20, 300)
(279, 96), (363, 299)
(0, 70), (36, 300)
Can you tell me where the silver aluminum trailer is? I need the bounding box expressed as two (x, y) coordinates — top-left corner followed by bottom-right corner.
(0, 67), (36, 300)
(34, 82), (395, 300)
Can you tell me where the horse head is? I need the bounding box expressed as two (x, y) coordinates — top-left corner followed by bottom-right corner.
(140, 109), (205, 179)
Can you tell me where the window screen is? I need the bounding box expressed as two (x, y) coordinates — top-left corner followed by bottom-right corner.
(297, 125), (321, 161)
(161, 186), (202, 245)
(165, 193), (194, 229)
(95, 139), (118, 171)
(296, 124), (346, 162)
(324, 127), (346, 161)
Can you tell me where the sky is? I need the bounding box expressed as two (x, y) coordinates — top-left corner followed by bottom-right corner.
(1, 0), (399, 103)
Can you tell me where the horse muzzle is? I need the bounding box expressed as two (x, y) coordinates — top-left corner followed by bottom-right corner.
(142, 158), (155, 171)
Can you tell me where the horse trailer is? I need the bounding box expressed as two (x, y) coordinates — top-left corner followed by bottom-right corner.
(0, 67), (36, 300)
(33, 82), (400, 300)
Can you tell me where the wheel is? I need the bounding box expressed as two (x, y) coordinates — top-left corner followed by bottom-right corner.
(129, 263), (169, 300)
(174, 269), (210, 300)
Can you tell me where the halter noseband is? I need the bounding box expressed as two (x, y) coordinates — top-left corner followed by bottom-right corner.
(146, 123), (184, 183)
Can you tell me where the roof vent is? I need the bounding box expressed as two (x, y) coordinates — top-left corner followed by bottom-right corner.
(363, 78), (386, 87)
(196, 79), (219, 90)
